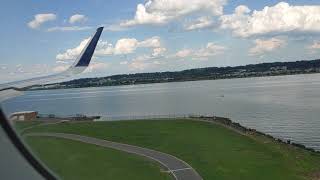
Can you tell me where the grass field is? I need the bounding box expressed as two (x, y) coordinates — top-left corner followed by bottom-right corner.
(25, 136), (172, 180)
(21, 119), (320, 180)
(14, 120), (42, 132)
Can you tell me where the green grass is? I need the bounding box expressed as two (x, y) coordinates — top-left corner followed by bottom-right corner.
(14, 120), (43, 132)
(22, 119), (320, 180)
(25, 136), (172, 180)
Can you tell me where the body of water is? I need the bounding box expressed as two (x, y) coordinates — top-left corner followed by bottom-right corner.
(2, 74), (320, 151)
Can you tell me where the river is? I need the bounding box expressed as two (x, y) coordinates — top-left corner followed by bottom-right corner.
(2, 73), (320, 151)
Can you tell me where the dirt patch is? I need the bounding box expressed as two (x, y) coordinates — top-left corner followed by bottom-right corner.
(310, 171), (320, 180)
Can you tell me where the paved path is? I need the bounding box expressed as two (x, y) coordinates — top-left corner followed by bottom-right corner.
(26, 132), (203, 180)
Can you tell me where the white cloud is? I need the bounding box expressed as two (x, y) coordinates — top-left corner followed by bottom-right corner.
(152, 47), (166, 57)
(96, 37), (163, 55)
(47, 26), (92, 32)
(128, 55), (150, 70)
(138, 36), (161, 48)
(104, 24), (127, 31)
(114, 38), (139, 55)
(307, 41), (320, 54)
(308, 41), (320, 50)
(220, 2), (320, 37)
(128, 55), (162, 71)
(111, 46), (165, 71)
(28, 13), (57, 29)
(95, 41), (114, 56)
(184, 16), (214, 31)
(175, 42), (226, 59)
(121, 0), (227, 27)
(195, 42), (226, 58)
(107, 39), (168, 72)
(129, 60), (148, 70)
(57, 36), (166, 61)
(175, 49), (193, 58)
(234, 5), (251, 15)
(56, 60), (70, 64)
(56, 37), (91, 61)
(69, 14), (88, 24)
(120, 61), (128, 65)
(249, 38), (286, 56)
(84, 61), (110, 73)
(121, 4), (167, 26)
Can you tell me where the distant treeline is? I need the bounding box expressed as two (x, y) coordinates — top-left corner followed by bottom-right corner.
(30, 59), (320, 90)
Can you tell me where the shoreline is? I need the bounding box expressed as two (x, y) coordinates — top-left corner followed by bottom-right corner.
(190, 115), (320, 153)
(27, 71), (320, 91)
(29, 114), (320, 153)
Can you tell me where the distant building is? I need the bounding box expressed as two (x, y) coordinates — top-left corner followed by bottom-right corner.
(270, 66), (287, 71)
(10, 111), (38, 121)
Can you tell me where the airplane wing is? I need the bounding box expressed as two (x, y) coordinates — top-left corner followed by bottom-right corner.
(0, 27), (104, 180)
(0, 27), (104, 102)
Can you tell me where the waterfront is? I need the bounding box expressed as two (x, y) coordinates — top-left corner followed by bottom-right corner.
(3, 73), (320, 151)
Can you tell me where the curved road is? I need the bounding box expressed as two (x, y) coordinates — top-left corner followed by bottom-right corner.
(26, 132), (203, 180)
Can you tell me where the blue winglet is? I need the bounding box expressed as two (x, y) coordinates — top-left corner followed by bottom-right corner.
(74, 27), (104, 67)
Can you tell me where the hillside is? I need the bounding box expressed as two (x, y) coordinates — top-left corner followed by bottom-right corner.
(29, 59), (320, 90)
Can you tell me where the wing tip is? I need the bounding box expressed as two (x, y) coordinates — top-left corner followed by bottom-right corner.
(72, 26), (104, 68)
(97, 26), (104, 32)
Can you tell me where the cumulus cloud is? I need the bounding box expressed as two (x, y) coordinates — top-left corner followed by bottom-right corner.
(69, 14), (88, 24)
(249, 38), (286, 56)
(57, 36), (166, 61)
(56, 60), (70, 64)
(28, 13), (57, 29)
(104, 24), (127, 31)
(128, 55), (162, 71)
(308, 41), (320, 50)
(119, 47), (166, 71)
(175, 49), (193, 58)
(234, 5), (251, 15)
(220, 2), (320, 37)
(96, 36), (163, 56)
(84, 61), (110, 73)
(307, 41), (320, 54)
(114, 38), (139, 54)
(47, 26), (92, 32)
(184, 16), (214, 31)
(95, 41), (114, 56)
(128, 55), (151, 70)
(138, 36), (161, 48)
(175, 42), (226, 59)
(56, 37), (91, 61)
(196, 42), (226, 58)
(152, 47), (167, 57)
(121, 0), (227, 27)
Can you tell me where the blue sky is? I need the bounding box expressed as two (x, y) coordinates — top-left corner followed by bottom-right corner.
(1, 0), (320, 83)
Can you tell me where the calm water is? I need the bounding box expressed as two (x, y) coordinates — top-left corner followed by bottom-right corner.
(2, 74), (320, 151)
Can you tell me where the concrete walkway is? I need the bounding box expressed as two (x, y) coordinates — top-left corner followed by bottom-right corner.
(26, 132), (203, 180)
